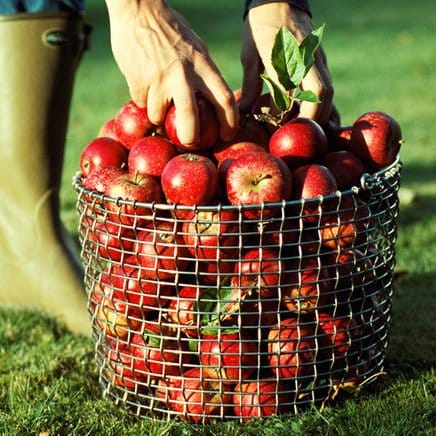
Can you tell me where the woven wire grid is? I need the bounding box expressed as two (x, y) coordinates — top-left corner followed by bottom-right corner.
(73, 158), (401, 423)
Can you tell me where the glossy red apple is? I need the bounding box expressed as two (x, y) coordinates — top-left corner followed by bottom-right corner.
(323, 150), (366, 190)
(326, 125), (352, 151)
(128, 135), (177, 178)
(164, 95), (219, 151)
(82, 165), (127, 194)
(291, 163), (338, 223)
(97, 118), (119, 141)
(226, 151), (292, 219)
(269, 117), (328, 168)
(349, 111), (402, 172)
(80, 137), (128, 177)
(113, 100), (154, 149)
(213, 139), (268, 165)
(267, 317), (317, 379)
(161, 153), (218, 207)
(105, 172), (163, 225)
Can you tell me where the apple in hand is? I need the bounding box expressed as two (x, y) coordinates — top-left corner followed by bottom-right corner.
(161, 153), (218, 207)
(113, 100), (154, 149)
(128, 135), (177, 179)
(269, 117), (328, 168)
(226, 151), (292, 219)
(349, 111), (402, 172)
(164, 95), (219, 151)
(105, 172), (164, 225)
(291, 163), (338, 223)
(323, 150), (366, 190)
(80, 137), (128, 177)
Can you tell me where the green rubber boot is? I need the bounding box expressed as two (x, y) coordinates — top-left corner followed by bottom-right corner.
(0, 12), (91, 335)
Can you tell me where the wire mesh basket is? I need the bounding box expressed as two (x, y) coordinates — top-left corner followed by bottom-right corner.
(73, 157), (401, 423)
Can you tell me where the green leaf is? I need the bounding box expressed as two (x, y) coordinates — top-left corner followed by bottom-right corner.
(292, 87), (321, 103)
(271, 26), (306, 89)
(261, 73), (290, 112)
(299, 24), (325, 76)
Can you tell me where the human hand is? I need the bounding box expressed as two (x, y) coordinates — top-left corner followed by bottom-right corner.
(240, 3), (334, 124)
(105, 0), (238, 148)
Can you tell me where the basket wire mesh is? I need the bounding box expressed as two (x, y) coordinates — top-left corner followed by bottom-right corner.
(74, 158), (401, 423)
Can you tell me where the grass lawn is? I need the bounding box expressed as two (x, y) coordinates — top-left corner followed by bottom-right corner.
(1, 0), (435, 434)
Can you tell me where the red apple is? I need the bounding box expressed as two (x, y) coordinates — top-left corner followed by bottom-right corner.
(323, 150), (366, 190)
(233, 378), (288, 422)
(319, 195), (371, 250)
(97, 118), (119, 140)
(232, 247), (285, 299)
(326, 125), (353, 151)
(161, 153), (218, 207)
(95, 285), (142, 339)
(349, 111), (402, 172)
(157, 367), (233, 423)
(129, 323), (191, 380)
(113, 100), (154, 149)
(82, 165), (127, 194)
(87, 220), (134, 261)
(269, 117), (328, 168)
(231, 118), (270, 149)
(164, 95), (219, 151)
(105, 172), (163, 225)
(128, 135), (177, 178)
(317, 312), (360, 359)
(226, 151), (292, 220)
(133, 221), (191, 280)
(199, 331), (258, 382)
(181, 209), (239, 260)
(80, 137), (128, 177)
(282, 257), (333, 313)
(267, 317), (317, 379)
(291, 163), (338, 223)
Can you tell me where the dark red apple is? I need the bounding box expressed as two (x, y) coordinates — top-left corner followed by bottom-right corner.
(199, 331), (258, 382)
(105, 172), (164, 225)
(267, 317), (317, 379)
(232, 247), (285, 299)
(291, 163), (338, 223)
(128, 135), (177, 178)
(113, 100), (154, 149)
(80, 137), (128, 177)
(133, 221), (191, 280)
(233, 378), (288, 422)
(164, 95), (219, 151)
(323, 150), (366, 190)
(326, 125), (353, 151)
(129, 323), (191, 380)
(269, 117), (328, 168)
(161, 153), (218, 207)
(226, 151), (292, 219)
(349, 111), (402, 172)
(157, 367), (233, 423)
(181, 209), (239, 260)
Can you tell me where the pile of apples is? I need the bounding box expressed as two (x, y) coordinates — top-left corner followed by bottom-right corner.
(78, 95), (402, 422)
